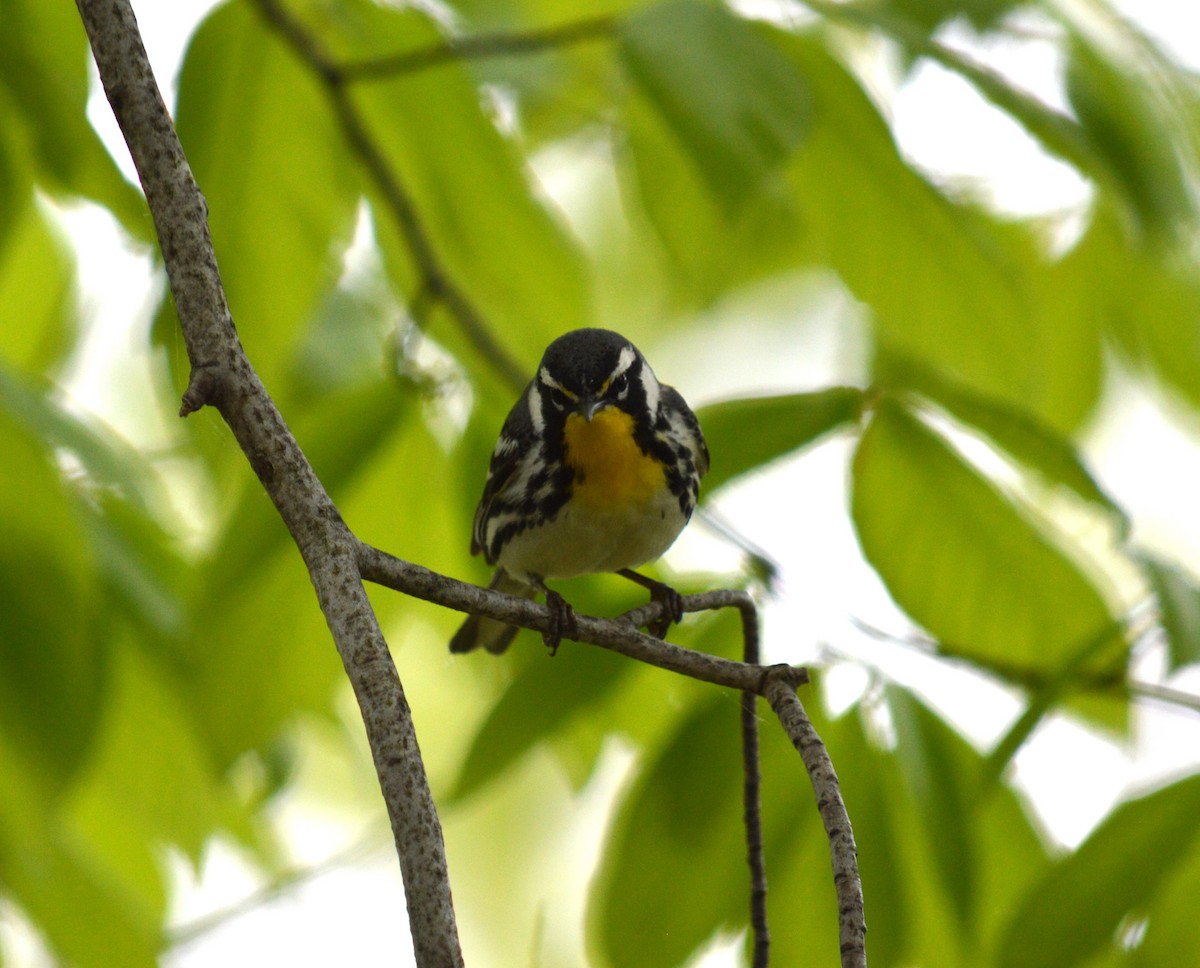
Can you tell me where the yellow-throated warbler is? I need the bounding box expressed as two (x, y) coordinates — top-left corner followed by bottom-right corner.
(450, 328), (709, 654)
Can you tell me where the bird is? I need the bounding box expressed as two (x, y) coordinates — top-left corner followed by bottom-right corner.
(450, 328), (709, 655)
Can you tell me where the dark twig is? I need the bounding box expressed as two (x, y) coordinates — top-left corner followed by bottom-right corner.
(764, 675), (867, 968)
(739, 599), (770, 967)
(73, 3), (462, 965)
(251, 0), (529, 393)
(338, 14), (618, 82)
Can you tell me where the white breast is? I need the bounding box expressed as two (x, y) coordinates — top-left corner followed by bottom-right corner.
(497, 488), (687, 582)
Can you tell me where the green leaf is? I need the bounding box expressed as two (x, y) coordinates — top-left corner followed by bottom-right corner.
(875, 355), (1125, 531)
(1130, 840), (1200, 967)
(0, 200), (73, 374)
(175, 2), (359, 395)
(998, 774), (1200, 968)
(618, 1), (810, 212)
(0, 0), (150, 239)
(850, 400), (1120, 671)
(451, 644), (632, 803)
(617, 81), (807, 304)
(1065, 34), (1194, 241)
(323, 0), (592, 382)
(589, 694), (746, 968)
(1140, 553), (1200, 672)
(0, 365), (159, 500)
(198, 376), (416, 612)
(0, 745), (160, 968)
(887, 687), (977, 929)
(0, 410), (105, 794)
(779, 37), (1055, 417)
(184, 379), (416, 764)
(696, 387), (863, 493)
(66, 641), (246, 866)
(1078, 207), (1200, 415)
(879, 0), (1021, 37)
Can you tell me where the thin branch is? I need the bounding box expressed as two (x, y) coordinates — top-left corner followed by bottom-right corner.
(338, 14), (618, 82)
(357, 542), (806, 694)
(73, 3), (462, 965)
(251, 0), (529, 393)
(764, 675), (868, 968)
(739, 598), (770, 968)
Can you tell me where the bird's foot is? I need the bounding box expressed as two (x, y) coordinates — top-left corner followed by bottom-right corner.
(618, 569), (685, 639)
(542, 588), (577, 656)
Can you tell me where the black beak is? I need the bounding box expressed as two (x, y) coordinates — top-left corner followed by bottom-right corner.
(576, 396), (606, 422)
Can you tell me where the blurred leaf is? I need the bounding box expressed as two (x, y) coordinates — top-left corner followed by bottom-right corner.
(0, 410), (105, 794)
(887, 687), (976, 929)
(451, 644), (632, 803)
(1077, 208), (1200, 415)
(998, 774), (1200, 968)
(618, 83), (807, 304)
(0, 120), (33, 275)
(0, 0), (150, 238)
(88, 492), (187, 642)
(877, 0), (1022, 37)
(323, 0), (591, 381)
(0, 201), (74, 374)
(780, 36), (1053, 417)
(1140, 553), (1200, 672)
(175, 2), (358, 397)
(198, 375), (416, 611)
(0, 365), (159, 500)
(696, 387), (863, 493)
(184, 542), (344, 766)
(66, 641), (247, 867)
(590, 693), (746, 968)
(0, 742), (160, 968)
(290, 274), (397, 401)
(1065, 34), (1194, 242)
(1129, 839), (1200, 966)
(618, 1), (809, 212)
(851, 400), (1120, 671)
(876, 354), (1125, 531)
(184, 379), (418, 764)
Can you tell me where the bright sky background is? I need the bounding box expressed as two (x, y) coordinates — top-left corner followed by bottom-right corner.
(9, 3), (1200, 967)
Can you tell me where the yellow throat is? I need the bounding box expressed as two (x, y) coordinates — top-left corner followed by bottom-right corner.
(563, 407), (664, 508)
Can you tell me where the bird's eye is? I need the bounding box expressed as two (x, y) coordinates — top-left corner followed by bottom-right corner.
(610, 372), (629, 398)
(548, 387), (568, 411)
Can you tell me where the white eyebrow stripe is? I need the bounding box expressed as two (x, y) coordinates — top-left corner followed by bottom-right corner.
(639, 360), (660, 417)
(527, 382), (544, 433)
(610, 345), (637, 381)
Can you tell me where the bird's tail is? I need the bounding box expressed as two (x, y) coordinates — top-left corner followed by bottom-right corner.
(449, 570), (535, 654)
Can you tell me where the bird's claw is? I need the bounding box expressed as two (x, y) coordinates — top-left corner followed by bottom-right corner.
(542, 589), (577, 656)
(647, 582), (684, 639)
